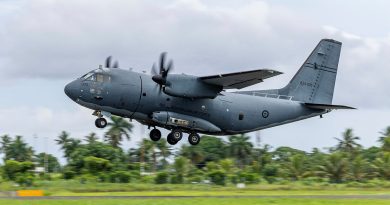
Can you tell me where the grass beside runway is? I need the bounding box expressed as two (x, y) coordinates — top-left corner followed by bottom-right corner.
(2, 198), (390, 205)
(52, 190), (390, 197)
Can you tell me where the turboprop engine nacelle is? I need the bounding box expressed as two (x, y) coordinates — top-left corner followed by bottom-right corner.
(152, 111), (221, 133)
(164, 74), (222, 99)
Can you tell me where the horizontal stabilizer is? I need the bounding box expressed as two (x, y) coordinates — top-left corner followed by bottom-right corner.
(304, 103), (356, 110)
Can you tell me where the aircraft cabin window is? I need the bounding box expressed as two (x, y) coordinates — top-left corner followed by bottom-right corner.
(239, 113), (244, 120)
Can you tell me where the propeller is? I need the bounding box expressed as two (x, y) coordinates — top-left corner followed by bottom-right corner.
(113, 61), (119, 68)
(104, 56), (119, 68)
(151, 52), (174, 94)
(105, 56), (112, 68)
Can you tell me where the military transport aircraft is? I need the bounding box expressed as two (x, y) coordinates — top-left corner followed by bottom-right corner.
(64, 39), (354, 146)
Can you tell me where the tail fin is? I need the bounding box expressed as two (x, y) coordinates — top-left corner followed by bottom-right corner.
(280, 39), (342, 104)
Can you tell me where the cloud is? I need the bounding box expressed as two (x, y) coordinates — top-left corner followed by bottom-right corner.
(0, 0), (389, 163)
(319, 26), (390, 108)
(0, 0), (322, 80)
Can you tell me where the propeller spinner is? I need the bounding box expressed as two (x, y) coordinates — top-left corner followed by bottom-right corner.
(152, 52), (173, 93)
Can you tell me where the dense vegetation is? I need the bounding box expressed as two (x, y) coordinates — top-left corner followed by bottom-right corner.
(1, 116), (390, 187)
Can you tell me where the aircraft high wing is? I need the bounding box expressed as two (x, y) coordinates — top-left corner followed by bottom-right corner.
(199, 69), (283, 89)
(162, 68), (282, 99)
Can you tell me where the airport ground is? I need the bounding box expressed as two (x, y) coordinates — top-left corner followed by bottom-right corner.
(2, 182), (390, 205)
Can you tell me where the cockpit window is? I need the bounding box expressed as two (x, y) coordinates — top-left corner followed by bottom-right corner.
(96, 74), (104, 83)
(83, 73), (111, 83)
(80, 70), (111, 83)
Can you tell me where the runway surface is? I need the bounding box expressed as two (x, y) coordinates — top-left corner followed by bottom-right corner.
(3, 195), (390, 200)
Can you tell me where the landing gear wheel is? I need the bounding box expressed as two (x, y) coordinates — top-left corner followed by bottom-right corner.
(95, 118), (107, 128)
(167, 133), (177, 145)
(188, 133), (200, 145)
(149, 128), (161, 141)
(171, 129), (183, 142)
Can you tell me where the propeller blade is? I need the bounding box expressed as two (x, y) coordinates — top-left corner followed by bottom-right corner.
(113, 61), (119, 68)
(159, 52), (167, 73)
(166, 59), (173, 74)
(151, 63), (158, 75)
(105, 56), (112, 68)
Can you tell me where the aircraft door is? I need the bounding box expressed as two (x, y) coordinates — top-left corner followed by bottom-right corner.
(219, 99), (234, 130)
(115, 76), (142, 115)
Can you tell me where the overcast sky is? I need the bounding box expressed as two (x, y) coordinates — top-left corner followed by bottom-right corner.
(1, 0), (389, 163)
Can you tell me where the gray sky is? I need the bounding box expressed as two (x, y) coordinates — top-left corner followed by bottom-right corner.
(0, 0), (389, 163)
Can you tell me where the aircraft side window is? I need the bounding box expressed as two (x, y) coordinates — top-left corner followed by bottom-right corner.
(96, 74), (104, 83)
(239, 113), (244, 120)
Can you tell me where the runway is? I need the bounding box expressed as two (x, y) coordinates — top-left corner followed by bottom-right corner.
(3, 195), (390, 200)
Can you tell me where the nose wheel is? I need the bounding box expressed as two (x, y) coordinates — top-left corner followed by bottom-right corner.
(95, 118), (107, 128)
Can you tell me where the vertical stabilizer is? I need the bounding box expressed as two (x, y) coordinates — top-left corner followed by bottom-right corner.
(280, 39), (342, 104)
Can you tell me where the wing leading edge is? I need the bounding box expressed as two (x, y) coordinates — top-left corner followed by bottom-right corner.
(199, 69), (282, 89)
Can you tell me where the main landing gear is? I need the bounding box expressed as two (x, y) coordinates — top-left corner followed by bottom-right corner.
(148, 128), (201, 146)
(188, 133), (200, 145)
(149, 128), (162, 141)
(95, 117), (107, 128)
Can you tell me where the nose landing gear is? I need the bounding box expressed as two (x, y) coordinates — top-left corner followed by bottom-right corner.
(95, 118), (107, 128)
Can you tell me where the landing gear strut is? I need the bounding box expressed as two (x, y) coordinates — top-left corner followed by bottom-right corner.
(95, 118), (107, 128)
(149, 128), (162, 141)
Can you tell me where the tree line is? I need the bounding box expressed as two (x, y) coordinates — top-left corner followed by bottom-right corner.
(1, 116), (390, 186)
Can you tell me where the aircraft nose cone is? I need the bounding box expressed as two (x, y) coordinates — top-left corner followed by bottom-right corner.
(64, 81), (78, 100)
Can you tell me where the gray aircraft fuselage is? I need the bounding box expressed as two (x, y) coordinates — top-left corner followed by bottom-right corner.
(65, 68), (324, 135)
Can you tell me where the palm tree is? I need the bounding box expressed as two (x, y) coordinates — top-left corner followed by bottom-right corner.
(140, 139), (158, 172)
(55, 131), (71, 148)
(372, 152), (390, 180)
(349, 155), (368, 182)
(180, 145), (205, 166)
(84, 132), (99, 144)
(286, 154), (308, 180)
(335, 128), (361, 157)
(156, 140), (171, 168)
(379, 127), (390, 152)
(317, 152), (348, 183)
(8, 136), (34, 162)
(379, 126), (390, 143)
(0, 135), (11, 156)
(55, 131), (80, 161)
(228, 134), (253, 169)
(104, 116), (133, 148)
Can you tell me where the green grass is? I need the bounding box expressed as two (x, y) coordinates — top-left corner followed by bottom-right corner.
(52, 190), (390, 196)
(1, 198), (390, 205)
(3, 180), (390, 197)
